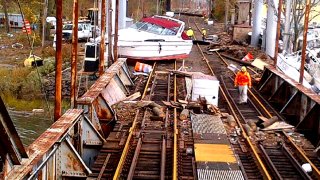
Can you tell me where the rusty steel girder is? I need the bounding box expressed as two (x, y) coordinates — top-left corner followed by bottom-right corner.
(258, 66), (320, 147)
(77, 58), (133, 137)
(0, 96), (28, 170)
(5, 109), (104, 179)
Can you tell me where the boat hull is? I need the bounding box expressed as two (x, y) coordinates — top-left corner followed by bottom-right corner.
(118, 40), (192, 60)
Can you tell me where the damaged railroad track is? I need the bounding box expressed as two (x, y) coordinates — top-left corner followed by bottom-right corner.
(189, 17), (320, 179)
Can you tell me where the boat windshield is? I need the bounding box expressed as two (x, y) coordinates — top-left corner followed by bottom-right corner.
(131, 22), (177, 35)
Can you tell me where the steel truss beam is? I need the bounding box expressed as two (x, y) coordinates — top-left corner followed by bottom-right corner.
(258, 66), (320, 146)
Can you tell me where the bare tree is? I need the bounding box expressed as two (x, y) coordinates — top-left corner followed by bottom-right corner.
(1, 0), (10, 33)
(291, 0), (320, 52)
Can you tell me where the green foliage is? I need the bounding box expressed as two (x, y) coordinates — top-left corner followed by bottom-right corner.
(0, 58), (55, 100)
(1, 93), (44, 111)
(213, 0), (226, 22)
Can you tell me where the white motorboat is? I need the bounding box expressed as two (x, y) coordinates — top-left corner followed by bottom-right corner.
(277, 49), (320, 94)
(117, 15), (193, 60)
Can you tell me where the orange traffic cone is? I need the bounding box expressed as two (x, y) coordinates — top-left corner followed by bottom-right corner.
(242, 52), (254, 61)
(134, 62), (153, 73)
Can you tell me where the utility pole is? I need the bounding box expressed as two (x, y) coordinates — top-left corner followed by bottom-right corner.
(108, 0), (113, 65)
(54, 0), (62, 121)
(114, 0), (119, 62)
(283, 0), (292, 53)
(42, 0), (48, 47)
(299, 0), (311, 84)
(70, 0), (78, 108)
(99, 0), (106, 75)
(225, 0), (229, 30)
(156, 0), (159, 15)
(251, 0), (263, 47)
(274, 0), (283, 65)
(2, 0), (10, 33)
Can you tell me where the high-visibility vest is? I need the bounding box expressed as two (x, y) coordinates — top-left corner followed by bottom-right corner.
(186, 29), (194, 37)
(202, 29), (207, 36)
(234, 71), (251, 86)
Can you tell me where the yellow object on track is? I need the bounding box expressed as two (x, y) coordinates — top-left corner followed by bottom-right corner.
(194, 144), (236, 163)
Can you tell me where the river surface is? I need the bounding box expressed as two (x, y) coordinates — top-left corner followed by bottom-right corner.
(10, 112), (53, 147)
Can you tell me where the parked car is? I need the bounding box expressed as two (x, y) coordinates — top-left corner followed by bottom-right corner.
(62, 23), (92, 42)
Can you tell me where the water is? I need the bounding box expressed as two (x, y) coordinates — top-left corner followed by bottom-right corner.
(9, 112), (53, 147)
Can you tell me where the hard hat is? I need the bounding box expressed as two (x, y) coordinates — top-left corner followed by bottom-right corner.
(241, 66), (247, 72)
(189, 27), (192, 29)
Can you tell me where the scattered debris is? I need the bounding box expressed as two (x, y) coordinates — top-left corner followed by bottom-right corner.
(134, 62), (153, 73)
(220, 53), (253, 66)
(261, 121), (294, 131)
(251, 58), (269, 70)
(243, 124), (253, 136)
(242, 52), (254, 61)
(11, 43), (23, 49)
(180, 109), (189, 120)
(259, 116), (279, 129)
(136, 101), (165, 118)
(24, 54), (43, 67)
(123, 92), (141, 101)
(32, 109), (44, 114)
(226, 115), (236, 127)
(302, 163), (312, 173)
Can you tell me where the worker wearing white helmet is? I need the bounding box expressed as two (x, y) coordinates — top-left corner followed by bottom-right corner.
(234, 66), (252, 104)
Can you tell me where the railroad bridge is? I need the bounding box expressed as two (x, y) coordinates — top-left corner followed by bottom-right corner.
(1, 10), (320, 180)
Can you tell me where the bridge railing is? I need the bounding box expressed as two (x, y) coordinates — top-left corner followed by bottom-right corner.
(77, 58), (133, 137)
(5, 109), (104, 179)
(4, 58), (133, 179)
(258, 65), (320, 146)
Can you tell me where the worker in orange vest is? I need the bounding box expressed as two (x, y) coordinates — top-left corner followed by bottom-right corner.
(234, 66), (252, 104)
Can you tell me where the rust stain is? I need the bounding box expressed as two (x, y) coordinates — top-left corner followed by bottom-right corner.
(267, 65), (320, 104)
(7, 109), (83, 179)
(66, 153), (83, 171)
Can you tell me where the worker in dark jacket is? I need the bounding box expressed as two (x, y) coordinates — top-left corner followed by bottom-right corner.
(234, 66), (252, 104)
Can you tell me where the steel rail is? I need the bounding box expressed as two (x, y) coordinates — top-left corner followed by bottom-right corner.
(160, 136), (166, 180)
(113, 110), (140, 180)
(217, 51), (320, 178)
(219, 79), (272, 180)
(192, 19), (271, 179)
(282, 145), (312, 180)
(173, 61), (178, 180)
(258, 145), (282, 179)
(141, 62), (157, 99)
(97, 154), (111, 180)
(127, 138), (142, 179)
(214, 41), (320, 179)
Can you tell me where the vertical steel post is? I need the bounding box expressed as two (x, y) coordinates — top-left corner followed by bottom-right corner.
(70, 0), (78, 108)
(225, 0), (229, 30)
(114, 0), (119, 62)
(54, 0), (62, 121)
(156, 0), (159, 15)
(274, 0), (283, 65)
(41, 0), (48, 47)
(283, 0), (292, 53)
(299, 0), (310, 84)
(99, 0), (106, 75)
(108, 0), (113, 65)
